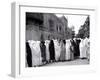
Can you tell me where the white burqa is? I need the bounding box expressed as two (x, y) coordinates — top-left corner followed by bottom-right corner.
(65, 40), (71, 60)
(28, 40), (42, 66)
(53, 40), (61, 61)
(45, 40), (50, 62)
(80, 39), (87, 58)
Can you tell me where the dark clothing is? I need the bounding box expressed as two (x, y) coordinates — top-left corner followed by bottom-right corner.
(75, 39), (81, 57)
(63, 40), (66, 45)
(49, 40), (55, 61)
(40, 41), (46, 62)
(70, 39), (81, 58)
(26, 42), (32, 67)
(70, 39), (76, 52)
(70, 39), (76, 59)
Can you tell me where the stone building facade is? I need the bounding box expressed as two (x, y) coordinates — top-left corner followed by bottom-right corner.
(26, 12), (70, 41)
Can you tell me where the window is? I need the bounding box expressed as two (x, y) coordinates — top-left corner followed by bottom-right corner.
(59, 26), (62, 32)
(56, 25), (59, 32)
(49, 19), (54, 31)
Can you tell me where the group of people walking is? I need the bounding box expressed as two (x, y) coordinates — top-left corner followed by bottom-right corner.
(26, 38), (90, 67)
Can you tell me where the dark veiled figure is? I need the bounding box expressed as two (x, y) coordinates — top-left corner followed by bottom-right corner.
(70, 39), (76, 60)
(40, 41), (46, 63)
(75, 39), (81, 57)
(26, 42), (32, 67)
(49, 40), (55, 62)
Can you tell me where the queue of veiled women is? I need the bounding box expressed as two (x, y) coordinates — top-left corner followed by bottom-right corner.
(26, 38), (90, 67)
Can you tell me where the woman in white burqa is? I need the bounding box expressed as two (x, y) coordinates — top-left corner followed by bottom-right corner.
(53, 39), (61, 61)
(28, 40), (42, 67)
(59, 40), (66, 61)
(80, 38), (88, 59)
(66, 39), (71, 60)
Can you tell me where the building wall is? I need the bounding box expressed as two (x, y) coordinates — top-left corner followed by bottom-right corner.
(43, 13), (65, 40)
(26, 13), (69, 41)
(26, 25), (41, 41)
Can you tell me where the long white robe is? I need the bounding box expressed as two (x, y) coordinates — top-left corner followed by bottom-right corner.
(28, 40), (42, 66)
(87, 40), (90, 60)
(80, 39), (87, 58)
(65, 40), (71, 60)
(45, 40), (50, 62)
(54, 40), (61, 61)
(84, 38), (90, 59)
